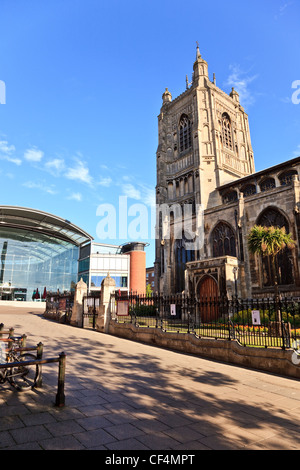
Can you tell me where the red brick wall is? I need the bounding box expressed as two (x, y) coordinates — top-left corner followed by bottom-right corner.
(129, 250), (146, 295)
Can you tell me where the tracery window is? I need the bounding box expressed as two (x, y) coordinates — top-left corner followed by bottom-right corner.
(221, 113), (233, 150)
(279, 170), (298, 186)
(211, 222), (236, 258)
(258, 208), (288, 229)
(222, 190), (238, 204)
(260, 177), (276, 192)
(179, 114), (192, 153)
(257, 208), (294, 286)
(241, 184), (256, 198)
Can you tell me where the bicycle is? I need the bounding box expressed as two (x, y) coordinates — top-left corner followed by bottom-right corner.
(0, 340), (41, 391)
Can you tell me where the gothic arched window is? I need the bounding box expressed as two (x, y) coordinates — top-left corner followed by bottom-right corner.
(258, 208), (288, 229)
(221, 113), (233, 150)
(211, 222), (236, 258)
(257, 208), (294, 286)
(222, 190), (238, 204)
(260, 177), (275, 192)
(279, 170), (298, 186)
(241, 184), (256, 198)
(179, 114), (192, 153)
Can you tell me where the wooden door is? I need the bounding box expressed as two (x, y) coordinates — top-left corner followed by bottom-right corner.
(198, 276), (219, 322)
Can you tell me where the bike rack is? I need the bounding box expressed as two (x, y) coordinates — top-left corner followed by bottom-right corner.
(0, 327), (66, 407)
(0, 351), (66, 407)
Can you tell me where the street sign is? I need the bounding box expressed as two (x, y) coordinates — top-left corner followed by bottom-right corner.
(170, 304), (176, 316)
(251, 310), (261, 326)
(117, 300), (129, 316)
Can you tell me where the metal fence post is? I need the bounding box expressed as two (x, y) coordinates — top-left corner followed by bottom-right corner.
(55, 352), (66, 407)
(35, 342), (44, 388)
(20, 334), (27, 347)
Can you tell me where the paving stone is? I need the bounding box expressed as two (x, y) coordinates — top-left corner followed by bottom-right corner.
(163, 425), (206, 443)
(198, 434), (244, 450)
(134, 418), (170, 433)
(104, 411), (137, 425)
(135, 431), (180, 450)
(156, 412), (193, 428)
(4, 441), (43, 450)
(0, 431), (16, 448)
(45, 419), (85, 436)
(39, 435), (86, 450)
(0, 404), (30, 418)
(74, 428), (117, 448)
(75, 415), (112, 431)
(0, 415), (24, 431)
(20, 412), (56, 426)
(173, 440), (211, 450)
(10, 425), (53, 445)
(104, 423), (145, 440)
(76, 404), (109, 417)
(106, 437), (150, 450)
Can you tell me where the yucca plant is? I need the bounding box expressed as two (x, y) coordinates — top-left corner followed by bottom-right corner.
(248, 225), (295, 322)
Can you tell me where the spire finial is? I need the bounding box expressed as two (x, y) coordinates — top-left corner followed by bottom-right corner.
(196, 41), (201, 59)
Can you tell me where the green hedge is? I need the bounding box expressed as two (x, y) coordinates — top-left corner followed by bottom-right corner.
(129, 304), (157, 317)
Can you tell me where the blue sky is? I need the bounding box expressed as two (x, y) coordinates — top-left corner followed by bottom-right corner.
(0, 0), (299, 267)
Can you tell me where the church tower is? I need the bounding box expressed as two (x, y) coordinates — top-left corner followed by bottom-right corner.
(155, 46), (255, 294)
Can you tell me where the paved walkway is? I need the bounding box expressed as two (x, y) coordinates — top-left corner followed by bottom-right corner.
(0, 305), (300, 451)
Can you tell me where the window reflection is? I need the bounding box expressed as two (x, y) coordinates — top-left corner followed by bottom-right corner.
(90, 275), (127, 288)
(0, 227), (79, 301)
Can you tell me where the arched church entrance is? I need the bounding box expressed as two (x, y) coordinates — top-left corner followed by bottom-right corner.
(198, 275), (219, 322)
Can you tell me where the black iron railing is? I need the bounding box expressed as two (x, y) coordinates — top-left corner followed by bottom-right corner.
(112, 292), (300, 350)
(45, 293), (74, 323)
(82, 294), (100, 329)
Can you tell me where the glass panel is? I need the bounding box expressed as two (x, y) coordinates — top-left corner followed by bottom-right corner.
(0, 227), (79, 300)
(78, 258), (90, 273)
(90, 275), (127, 288)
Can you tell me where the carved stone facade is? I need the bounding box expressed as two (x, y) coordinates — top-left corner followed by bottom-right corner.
(155, 47), (300, 299)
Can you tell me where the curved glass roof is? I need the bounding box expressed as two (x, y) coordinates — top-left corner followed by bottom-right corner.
(0, 206), (93, 247)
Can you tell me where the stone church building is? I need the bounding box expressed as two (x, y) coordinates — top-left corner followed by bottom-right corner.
(154, 46), (300, 300)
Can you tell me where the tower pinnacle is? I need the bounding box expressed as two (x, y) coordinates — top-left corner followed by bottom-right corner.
(196, 41), (201, 60)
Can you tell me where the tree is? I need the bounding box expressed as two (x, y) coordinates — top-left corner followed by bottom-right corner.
(248, 225), (295, 322)
(146, 283), (153, 297)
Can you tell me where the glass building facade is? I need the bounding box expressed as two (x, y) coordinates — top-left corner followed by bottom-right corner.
(0, 206), (93, 301)
(78, 242), (130, 292)
(0, 227), (79, 301)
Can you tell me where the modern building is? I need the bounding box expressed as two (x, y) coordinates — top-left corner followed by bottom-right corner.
(0, 206), (92, 301)
(78, 242), (129, 293)
(78, 241), (147, 295)
(0, 206), (148, 301)
(155, 46), (300, 300)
